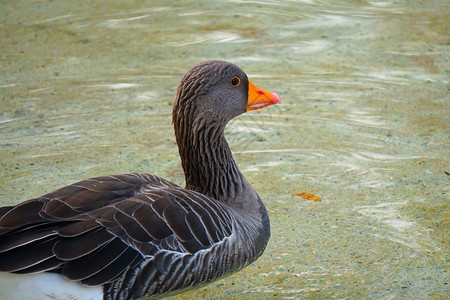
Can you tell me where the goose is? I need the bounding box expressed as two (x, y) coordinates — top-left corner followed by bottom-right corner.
(0, 60), (280, 300)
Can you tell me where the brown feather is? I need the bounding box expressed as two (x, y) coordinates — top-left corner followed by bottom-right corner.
(53, 228), (114, 260)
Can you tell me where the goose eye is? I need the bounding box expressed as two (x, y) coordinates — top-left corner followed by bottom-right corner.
(230, 76), (240, 87)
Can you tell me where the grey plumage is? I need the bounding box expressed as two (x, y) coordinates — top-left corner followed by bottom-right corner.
(0, 61), (276, 299)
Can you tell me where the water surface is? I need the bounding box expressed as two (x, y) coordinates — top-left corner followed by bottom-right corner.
(1, 0), (448, 299)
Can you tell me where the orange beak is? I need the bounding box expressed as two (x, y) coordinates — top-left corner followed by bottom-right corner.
(246, 80), (281, 111)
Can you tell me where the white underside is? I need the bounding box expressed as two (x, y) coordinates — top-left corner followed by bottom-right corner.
(0, 272), (103, 300)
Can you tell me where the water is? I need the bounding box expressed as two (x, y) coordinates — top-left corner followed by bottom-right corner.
(1, 0), (448, 299)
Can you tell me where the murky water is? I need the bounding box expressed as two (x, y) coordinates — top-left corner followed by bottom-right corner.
(1, 0), (448, 299)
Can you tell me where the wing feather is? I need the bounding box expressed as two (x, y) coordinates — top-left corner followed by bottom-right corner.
(0, 237), (58, 272)
(113, 210), (152, 243)
(61, 238), (128, 281)
(0, 201), (44, 233)
(81, 248), (142, 286)
(0, 225), (56, 252)
(0, 173), (235, 299)
(53, 227), (114, 260)
(132, 204), (172, 240)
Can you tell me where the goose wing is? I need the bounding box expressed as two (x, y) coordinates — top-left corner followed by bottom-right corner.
(0, 173), (233, 289)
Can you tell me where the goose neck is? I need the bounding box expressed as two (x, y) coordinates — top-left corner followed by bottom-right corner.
(176, 120), (244, 204)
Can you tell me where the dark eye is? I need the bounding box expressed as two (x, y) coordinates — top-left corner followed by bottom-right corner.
(230, 76), (240, 87)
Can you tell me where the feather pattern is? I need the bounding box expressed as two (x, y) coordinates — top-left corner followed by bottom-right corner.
(0, 61), (276, 300)
(0, 173), (268, 299)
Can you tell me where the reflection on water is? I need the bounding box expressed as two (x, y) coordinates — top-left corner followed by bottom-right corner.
(354, 201), (439, 252)
(1, 0), (448, 298)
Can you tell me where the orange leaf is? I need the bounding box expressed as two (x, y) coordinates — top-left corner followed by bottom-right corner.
(292, 193), (322, 201)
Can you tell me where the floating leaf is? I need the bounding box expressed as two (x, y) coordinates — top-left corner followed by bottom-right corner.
(292, 192), (322, 201)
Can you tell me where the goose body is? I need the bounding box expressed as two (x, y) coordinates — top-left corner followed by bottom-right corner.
(0, 61), (280, 299)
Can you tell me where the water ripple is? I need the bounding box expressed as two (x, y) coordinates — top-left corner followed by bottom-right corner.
(354, 202), (439, 252)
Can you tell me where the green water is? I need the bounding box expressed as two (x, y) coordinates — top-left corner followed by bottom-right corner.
(1, 0), (448, 299)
